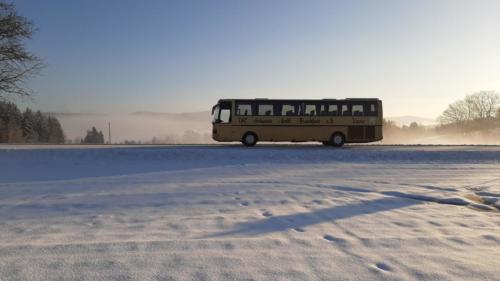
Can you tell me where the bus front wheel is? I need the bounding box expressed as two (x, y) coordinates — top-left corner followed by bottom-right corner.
(242, 132), (258, 147)
(330, 133), (345, 147)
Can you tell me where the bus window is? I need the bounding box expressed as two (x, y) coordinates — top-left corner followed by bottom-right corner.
(257, 104), (274, 116)
(341, 104), (351, 116)
(211, 105), (220, 123)
(220, 109), (231, 122)
(236, 103), (253, 116)
(303, 104), (317, 116)
(365, 103), (377, 116)
(328, 104), (339, 116)
(352, 104), (364, 116)
(219, 101), (232, 123)
(281, 103), (298, 116)
(319, 104), (327, 115)
(319, 103), (338, 116)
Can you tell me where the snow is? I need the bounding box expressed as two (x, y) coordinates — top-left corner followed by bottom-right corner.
(0, 145), (499, 280)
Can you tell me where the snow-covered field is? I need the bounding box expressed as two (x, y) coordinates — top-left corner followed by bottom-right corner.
(0, 145), (499, 281)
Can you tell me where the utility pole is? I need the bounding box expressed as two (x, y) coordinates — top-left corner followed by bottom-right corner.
(108, 122), (111, 144)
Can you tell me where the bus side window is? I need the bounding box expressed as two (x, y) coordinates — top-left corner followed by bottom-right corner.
(281, 103), (297, 116)
(328, 104), (339, 116)
(303, 104), (317, 116)
(319, 104), (327, 116)
(257, 104), (274, 116)
(365, 103), (377, 116)
(219, 109), (231, 123)
(236, 103), (253, 116)
(352, 104), (364, 116)
(341, 104), (351, 116)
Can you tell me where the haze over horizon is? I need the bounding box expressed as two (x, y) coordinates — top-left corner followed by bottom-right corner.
(12, 0), (500, 120)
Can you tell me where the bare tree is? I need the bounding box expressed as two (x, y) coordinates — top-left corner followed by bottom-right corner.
(438, 99), (473, 125)
(0, 2), (43, 100)
(465, 91), (500, 119)
(439, 91), (500, 125)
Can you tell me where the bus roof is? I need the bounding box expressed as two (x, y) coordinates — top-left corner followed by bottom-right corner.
(219, 98), (381, 102)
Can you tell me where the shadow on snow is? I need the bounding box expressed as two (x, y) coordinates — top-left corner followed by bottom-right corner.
(209, 196), (419, 237)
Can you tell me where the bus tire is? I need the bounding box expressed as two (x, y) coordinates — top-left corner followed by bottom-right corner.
(242, 132), (258, 147)
(330, 133), (345, 147)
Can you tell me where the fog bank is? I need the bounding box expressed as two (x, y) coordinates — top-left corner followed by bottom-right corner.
(55, 111), (212, 144)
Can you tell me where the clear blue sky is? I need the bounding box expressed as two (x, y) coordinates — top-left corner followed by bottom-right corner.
(15, 0), (500, 118)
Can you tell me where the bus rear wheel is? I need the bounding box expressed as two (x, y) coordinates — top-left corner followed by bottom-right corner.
(330, 133), (345, 147)
(242, 132), (258, 147)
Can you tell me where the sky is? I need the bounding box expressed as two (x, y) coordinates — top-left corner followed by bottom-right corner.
(14, 0), (500, 118)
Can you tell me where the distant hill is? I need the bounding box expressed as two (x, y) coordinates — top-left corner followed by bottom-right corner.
(48, 112), (107, 117)
(386, 115), (437, 126)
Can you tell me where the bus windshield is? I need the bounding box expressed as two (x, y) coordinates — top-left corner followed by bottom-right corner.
(211, 105), (220, 123)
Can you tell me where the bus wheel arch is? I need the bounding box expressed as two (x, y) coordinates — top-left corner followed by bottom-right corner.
(330, 132), (345, 147)
(242, 132), (258, 146)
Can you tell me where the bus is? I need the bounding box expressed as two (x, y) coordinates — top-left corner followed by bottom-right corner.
(211, 98), (383, 147)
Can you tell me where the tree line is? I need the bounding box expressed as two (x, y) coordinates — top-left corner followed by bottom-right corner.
(0, 100), (65, 143)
